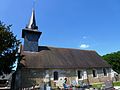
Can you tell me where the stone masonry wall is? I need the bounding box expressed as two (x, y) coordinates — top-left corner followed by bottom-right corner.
(15, 68), (112, 89)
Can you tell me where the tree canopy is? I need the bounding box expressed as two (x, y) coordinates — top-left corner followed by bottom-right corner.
(0, 21), (21, 75)
(102, 51), (120, 74)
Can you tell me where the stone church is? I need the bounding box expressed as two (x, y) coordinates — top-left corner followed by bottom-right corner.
(13, 9), (112, 89)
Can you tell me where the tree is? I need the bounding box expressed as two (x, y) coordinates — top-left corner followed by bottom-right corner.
(0, 21), (21, 75)
(102, 51), (120, 74)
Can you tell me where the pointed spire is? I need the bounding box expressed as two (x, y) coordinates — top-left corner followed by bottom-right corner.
(27, 8), (38, 29)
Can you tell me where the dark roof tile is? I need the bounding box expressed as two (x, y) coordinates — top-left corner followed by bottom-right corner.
(20, 46), (111, 69)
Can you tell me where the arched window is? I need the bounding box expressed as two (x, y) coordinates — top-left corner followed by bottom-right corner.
(103, 68), (107, 76)
(92, 69), (97, 77)
(54, 71), (58, 80)
(78, 70), (82, 79)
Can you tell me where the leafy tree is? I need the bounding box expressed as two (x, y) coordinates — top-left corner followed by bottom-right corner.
(102, 51), (120, 74)
(0, 21), (21, 75)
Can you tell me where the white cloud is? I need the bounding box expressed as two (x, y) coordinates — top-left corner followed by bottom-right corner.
(80, 44), (90, 49)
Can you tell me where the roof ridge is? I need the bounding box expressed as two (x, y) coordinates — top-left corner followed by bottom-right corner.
(38, 45), (96, 52)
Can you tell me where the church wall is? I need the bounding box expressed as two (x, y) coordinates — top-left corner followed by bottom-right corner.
(88, 68), (112, 83)
(21, 68), (45, 88)
(48, 69), (77, 88)
(44, 68), (112, 88)
(15, 68), (112, 89)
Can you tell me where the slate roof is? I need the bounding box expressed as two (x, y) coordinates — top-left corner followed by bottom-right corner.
(20, 46), (111, 69)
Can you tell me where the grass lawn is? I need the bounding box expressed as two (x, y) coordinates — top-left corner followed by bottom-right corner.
(92, 83), (103, 88)
(92, 81), (120, 88)
(113, 81), (120, 86)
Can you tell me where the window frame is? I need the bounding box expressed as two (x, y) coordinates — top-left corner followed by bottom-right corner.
(53, 71), (58, 80)
(77, 70), (83, 79)
(103, 68), (107, 76)
(92, 69), (97, 78)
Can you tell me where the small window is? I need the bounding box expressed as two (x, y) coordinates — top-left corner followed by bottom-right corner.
(92, 69), (97, 77)
(103, 68), (107, 76)
(78, 70), (82, 79)
(54, 71), (58, 80)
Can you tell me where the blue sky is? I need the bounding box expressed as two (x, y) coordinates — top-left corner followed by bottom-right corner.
(0, 0), (120, 55)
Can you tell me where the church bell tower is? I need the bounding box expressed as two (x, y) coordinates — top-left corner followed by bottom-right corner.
(22, 9), (42, 52)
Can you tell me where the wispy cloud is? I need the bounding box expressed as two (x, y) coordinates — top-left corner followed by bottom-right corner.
(80, 44), (90, 49)
(82, 36), (87, 39)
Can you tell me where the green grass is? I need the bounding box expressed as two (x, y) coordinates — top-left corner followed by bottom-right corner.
(92, 81), (120, 88)
(113, 81), (120, 86)
(92, 83), (102, 88)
